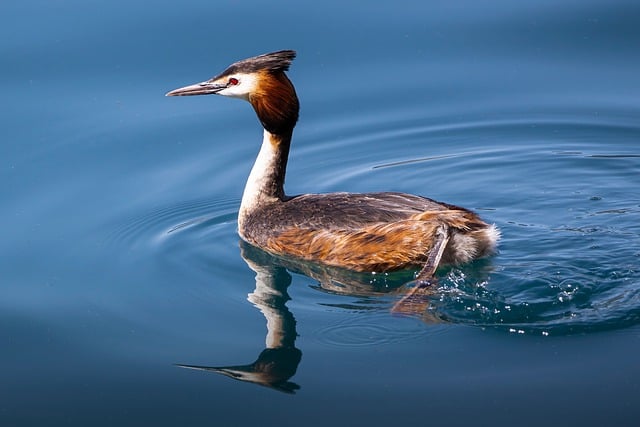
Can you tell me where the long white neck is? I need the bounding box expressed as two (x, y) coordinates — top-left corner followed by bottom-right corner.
(238, 129), (291, 234)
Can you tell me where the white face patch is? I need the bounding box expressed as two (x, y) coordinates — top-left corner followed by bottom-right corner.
(215, 72), (259, 100)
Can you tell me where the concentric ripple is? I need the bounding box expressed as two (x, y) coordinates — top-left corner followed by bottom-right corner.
(312, 310), (439, 347)
(102, 111), (640, 338)
(296, 110), (640, 337)
(104, 197), (240, 282)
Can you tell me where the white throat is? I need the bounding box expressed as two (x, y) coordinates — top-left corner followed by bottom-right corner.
(238, 130), (283, 233)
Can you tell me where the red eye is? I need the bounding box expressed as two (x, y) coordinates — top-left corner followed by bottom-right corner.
(228, 77), (239, 85)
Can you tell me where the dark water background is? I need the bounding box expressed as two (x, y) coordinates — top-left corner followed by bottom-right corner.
(2, 0), (640, 425)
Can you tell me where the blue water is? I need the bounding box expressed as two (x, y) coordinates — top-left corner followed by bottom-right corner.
(2, 0), (640, 425)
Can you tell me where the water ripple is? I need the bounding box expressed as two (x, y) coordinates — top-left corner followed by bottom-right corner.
(298, 109), (640, 337)
(423, 238), (640, 336)
(313, 311), (437, 347)
(105, 197), (238, 252)
(101, 109), (640, 338)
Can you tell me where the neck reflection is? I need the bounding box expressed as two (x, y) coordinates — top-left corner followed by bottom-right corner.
(176, 241), (302, 394)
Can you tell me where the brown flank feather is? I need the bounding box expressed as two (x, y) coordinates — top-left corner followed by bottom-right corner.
(265, 209), (487, 272)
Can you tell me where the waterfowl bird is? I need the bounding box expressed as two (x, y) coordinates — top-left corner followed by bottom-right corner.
(167, 50), (499, 281)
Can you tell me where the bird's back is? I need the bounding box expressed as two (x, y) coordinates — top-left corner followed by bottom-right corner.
(239, 192), (497, 272)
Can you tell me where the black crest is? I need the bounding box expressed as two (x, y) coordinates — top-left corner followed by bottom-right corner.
(219, 50), (297, 77)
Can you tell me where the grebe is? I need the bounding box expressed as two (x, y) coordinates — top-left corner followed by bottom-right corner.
(167, 50), (499, 281)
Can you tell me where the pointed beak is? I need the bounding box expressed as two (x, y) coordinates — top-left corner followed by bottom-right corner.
(165, 80), (227, 97)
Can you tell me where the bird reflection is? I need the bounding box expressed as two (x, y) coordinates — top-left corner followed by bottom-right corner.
(177, 241), (444, 393)
(240, 241), (446, 322)
(177, 242), (303, 393)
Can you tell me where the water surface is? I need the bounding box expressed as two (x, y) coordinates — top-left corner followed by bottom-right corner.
(2, 0), (640, 425)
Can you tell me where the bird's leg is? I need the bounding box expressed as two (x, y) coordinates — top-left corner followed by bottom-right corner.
(416, 224), (450, 282)
(391, 224), (450, 319)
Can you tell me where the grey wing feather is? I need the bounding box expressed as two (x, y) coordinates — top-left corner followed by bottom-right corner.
(270, 192), (453, 230)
